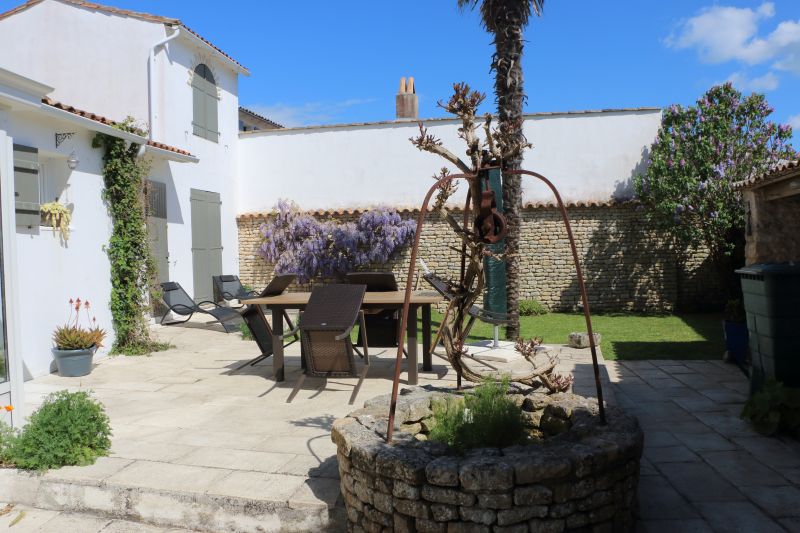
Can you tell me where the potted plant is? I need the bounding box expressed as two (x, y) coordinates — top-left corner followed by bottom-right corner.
(52, 298), (106, 377)
(723, 298), (748, 367)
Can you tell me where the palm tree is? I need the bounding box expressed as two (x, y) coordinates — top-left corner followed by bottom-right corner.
(458, 0), (544, 339)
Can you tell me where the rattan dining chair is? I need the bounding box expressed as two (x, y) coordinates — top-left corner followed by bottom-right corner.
(286, 284), (369, 404)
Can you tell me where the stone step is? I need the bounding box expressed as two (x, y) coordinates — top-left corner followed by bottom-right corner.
(0, 502), (196, 532)
(0, 460), (345, 533)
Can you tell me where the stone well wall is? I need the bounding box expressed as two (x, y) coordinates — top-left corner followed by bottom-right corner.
(237, 204), (723, 312)
(331, 387), (644, 533)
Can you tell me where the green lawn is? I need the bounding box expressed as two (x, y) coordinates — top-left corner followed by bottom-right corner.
(419, 311), (724, 360)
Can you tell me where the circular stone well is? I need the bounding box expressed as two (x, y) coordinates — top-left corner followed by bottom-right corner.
(331, 386), (643, 533)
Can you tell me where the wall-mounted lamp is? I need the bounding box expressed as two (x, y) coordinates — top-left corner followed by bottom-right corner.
(67, 150), (79, 170)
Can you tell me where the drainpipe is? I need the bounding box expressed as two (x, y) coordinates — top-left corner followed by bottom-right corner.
(148, 25), (181, 142)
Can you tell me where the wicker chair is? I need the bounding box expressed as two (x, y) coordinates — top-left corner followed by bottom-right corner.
(287, 284), (369, 404)
(345, 272), (405, 355)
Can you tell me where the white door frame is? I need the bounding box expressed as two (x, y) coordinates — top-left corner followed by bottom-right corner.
(0, 130), (24, 426)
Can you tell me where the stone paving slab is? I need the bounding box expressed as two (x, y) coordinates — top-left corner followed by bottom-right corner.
(695, 501), (786, 533)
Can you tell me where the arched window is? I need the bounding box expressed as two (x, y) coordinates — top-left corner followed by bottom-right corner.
(192, 64), (219, 142)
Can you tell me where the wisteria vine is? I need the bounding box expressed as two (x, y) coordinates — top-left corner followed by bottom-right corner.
(258, 200), (415, 282)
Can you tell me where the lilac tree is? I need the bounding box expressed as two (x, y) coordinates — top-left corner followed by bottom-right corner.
(634, 83), (795, 298)
(258, 200), (415, 282)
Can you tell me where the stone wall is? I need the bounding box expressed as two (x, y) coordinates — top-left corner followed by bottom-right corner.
(237, 205), (723, 313)
(743, 183), (800, 265)
(331, 387), (644, 532)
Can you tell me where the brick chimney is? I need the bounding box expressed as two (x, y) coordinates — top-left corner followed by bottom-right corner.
(396, 76), (418, 120)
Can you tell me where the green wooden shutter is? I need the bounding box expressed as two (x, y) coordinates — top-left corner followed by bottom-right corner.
(192, 80), (205, 138)
(205, 90), (219, 143)
(12, 144), (40, 227)
(191, 64), (219, 143)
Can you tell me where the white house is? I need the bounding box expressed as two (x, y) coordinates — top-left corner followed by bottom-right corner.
(0, 0), (248, 422)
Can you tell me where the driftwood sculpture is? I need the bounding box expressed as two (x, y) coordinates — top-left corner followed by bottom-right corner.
(410, 83), (569, 392)
(385, 84), (606, 442)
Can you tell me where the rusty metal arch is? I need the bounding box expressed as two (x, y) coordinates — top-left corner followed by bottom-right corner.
(386, 169), (606, 443)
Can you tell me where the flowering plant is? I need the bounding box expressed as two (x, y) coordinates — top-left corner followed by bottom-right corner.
(258, 200), (415, 283)
(634, 83), (795, 297)
(52, 298), (106, 350)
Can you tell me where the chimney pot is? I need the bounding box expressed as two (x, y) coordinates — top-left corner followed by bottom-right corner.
(396, 76), (418, 120)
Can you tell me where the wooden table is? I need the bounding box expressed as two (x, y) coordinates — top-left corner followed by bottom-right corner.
(242, 290), (443, 385)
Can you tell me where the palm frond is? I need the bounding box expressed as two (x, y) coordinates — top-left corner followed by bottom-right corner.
(459, 0), (544, 31)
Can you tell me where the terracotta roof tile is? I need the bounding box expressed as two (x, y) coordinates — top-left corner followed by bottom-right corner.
(733, 158), (800, 190)
(0, 0), (247, 73)
(239, 106), (284, 129)
(236, 200), (631, 220)
(42, 97), (194, 157)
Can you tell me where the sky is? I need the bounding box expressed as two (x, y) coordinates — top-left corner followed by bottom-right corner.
(107, 1), (799, 144)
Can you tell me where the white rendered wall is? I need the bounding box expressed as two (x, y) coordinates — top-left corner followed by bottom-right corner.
(154, 39), (241, 298)
(237, 110), (662, 213)
(0, 109), (114, 379)
(0, 1), (243, 300)
(0, 0), (164, 123)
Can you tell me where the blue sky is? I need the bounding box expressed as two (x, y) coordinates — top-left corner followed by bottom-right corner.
(112, 1), (799, 143)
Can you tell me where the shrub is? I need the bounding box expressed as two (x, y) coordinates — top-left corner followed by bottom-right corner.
(634, 83), (795, 298)
(11, 390), (112, 470)
(519, 299), (547, 316)
(741, 380), (800, 437)
(428, 377), (526, 452)
(0, 421), (17, 466)
(258, 200), (415, 283)
(724, 299), (746, 323)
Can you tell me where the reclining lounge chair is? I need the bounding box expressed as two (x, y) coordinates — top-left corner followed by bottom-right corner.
(159, 281), (242, 333)
(213, 275), (257, 307)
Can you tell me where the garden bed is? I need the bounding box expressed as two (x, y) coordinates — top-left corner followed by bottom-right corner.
(331, 386), (643, 532)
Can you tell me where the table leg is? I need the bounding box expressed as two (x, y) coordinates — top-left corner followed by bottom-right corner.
(422, 304), (432, 371)
(407, 304), (419, 385)
(270, 307), (285, 382)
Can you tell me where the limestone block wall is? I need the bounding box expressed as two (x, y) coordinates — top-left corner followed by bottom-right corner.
(237, 205), (723, 312)
(331, 388), (644, 533)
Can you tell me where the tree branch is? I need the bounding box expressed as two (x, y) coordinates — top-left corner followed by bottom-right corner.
(410, 123), (472, 174)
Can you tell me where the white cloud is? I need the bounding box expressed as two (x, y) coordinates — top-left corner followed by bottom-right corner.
(244, 98), (376, 128)
(788, 114), (800, 131)
(667, 3), (800, 76)
(727, 71), (780, 92)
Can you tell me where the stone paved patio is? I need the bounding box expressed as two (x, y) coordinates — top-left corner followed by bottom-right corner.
(608, 359), (800, 533)
(3, 317), (798, 532)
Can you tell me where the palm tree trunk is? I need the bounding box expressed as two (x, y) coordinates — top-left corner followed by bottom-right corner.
(493, 18), (526, 340)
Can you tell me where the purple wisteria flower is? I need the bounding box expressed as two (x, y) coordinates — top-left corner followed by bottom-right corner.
(257, 201), (415, 283)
